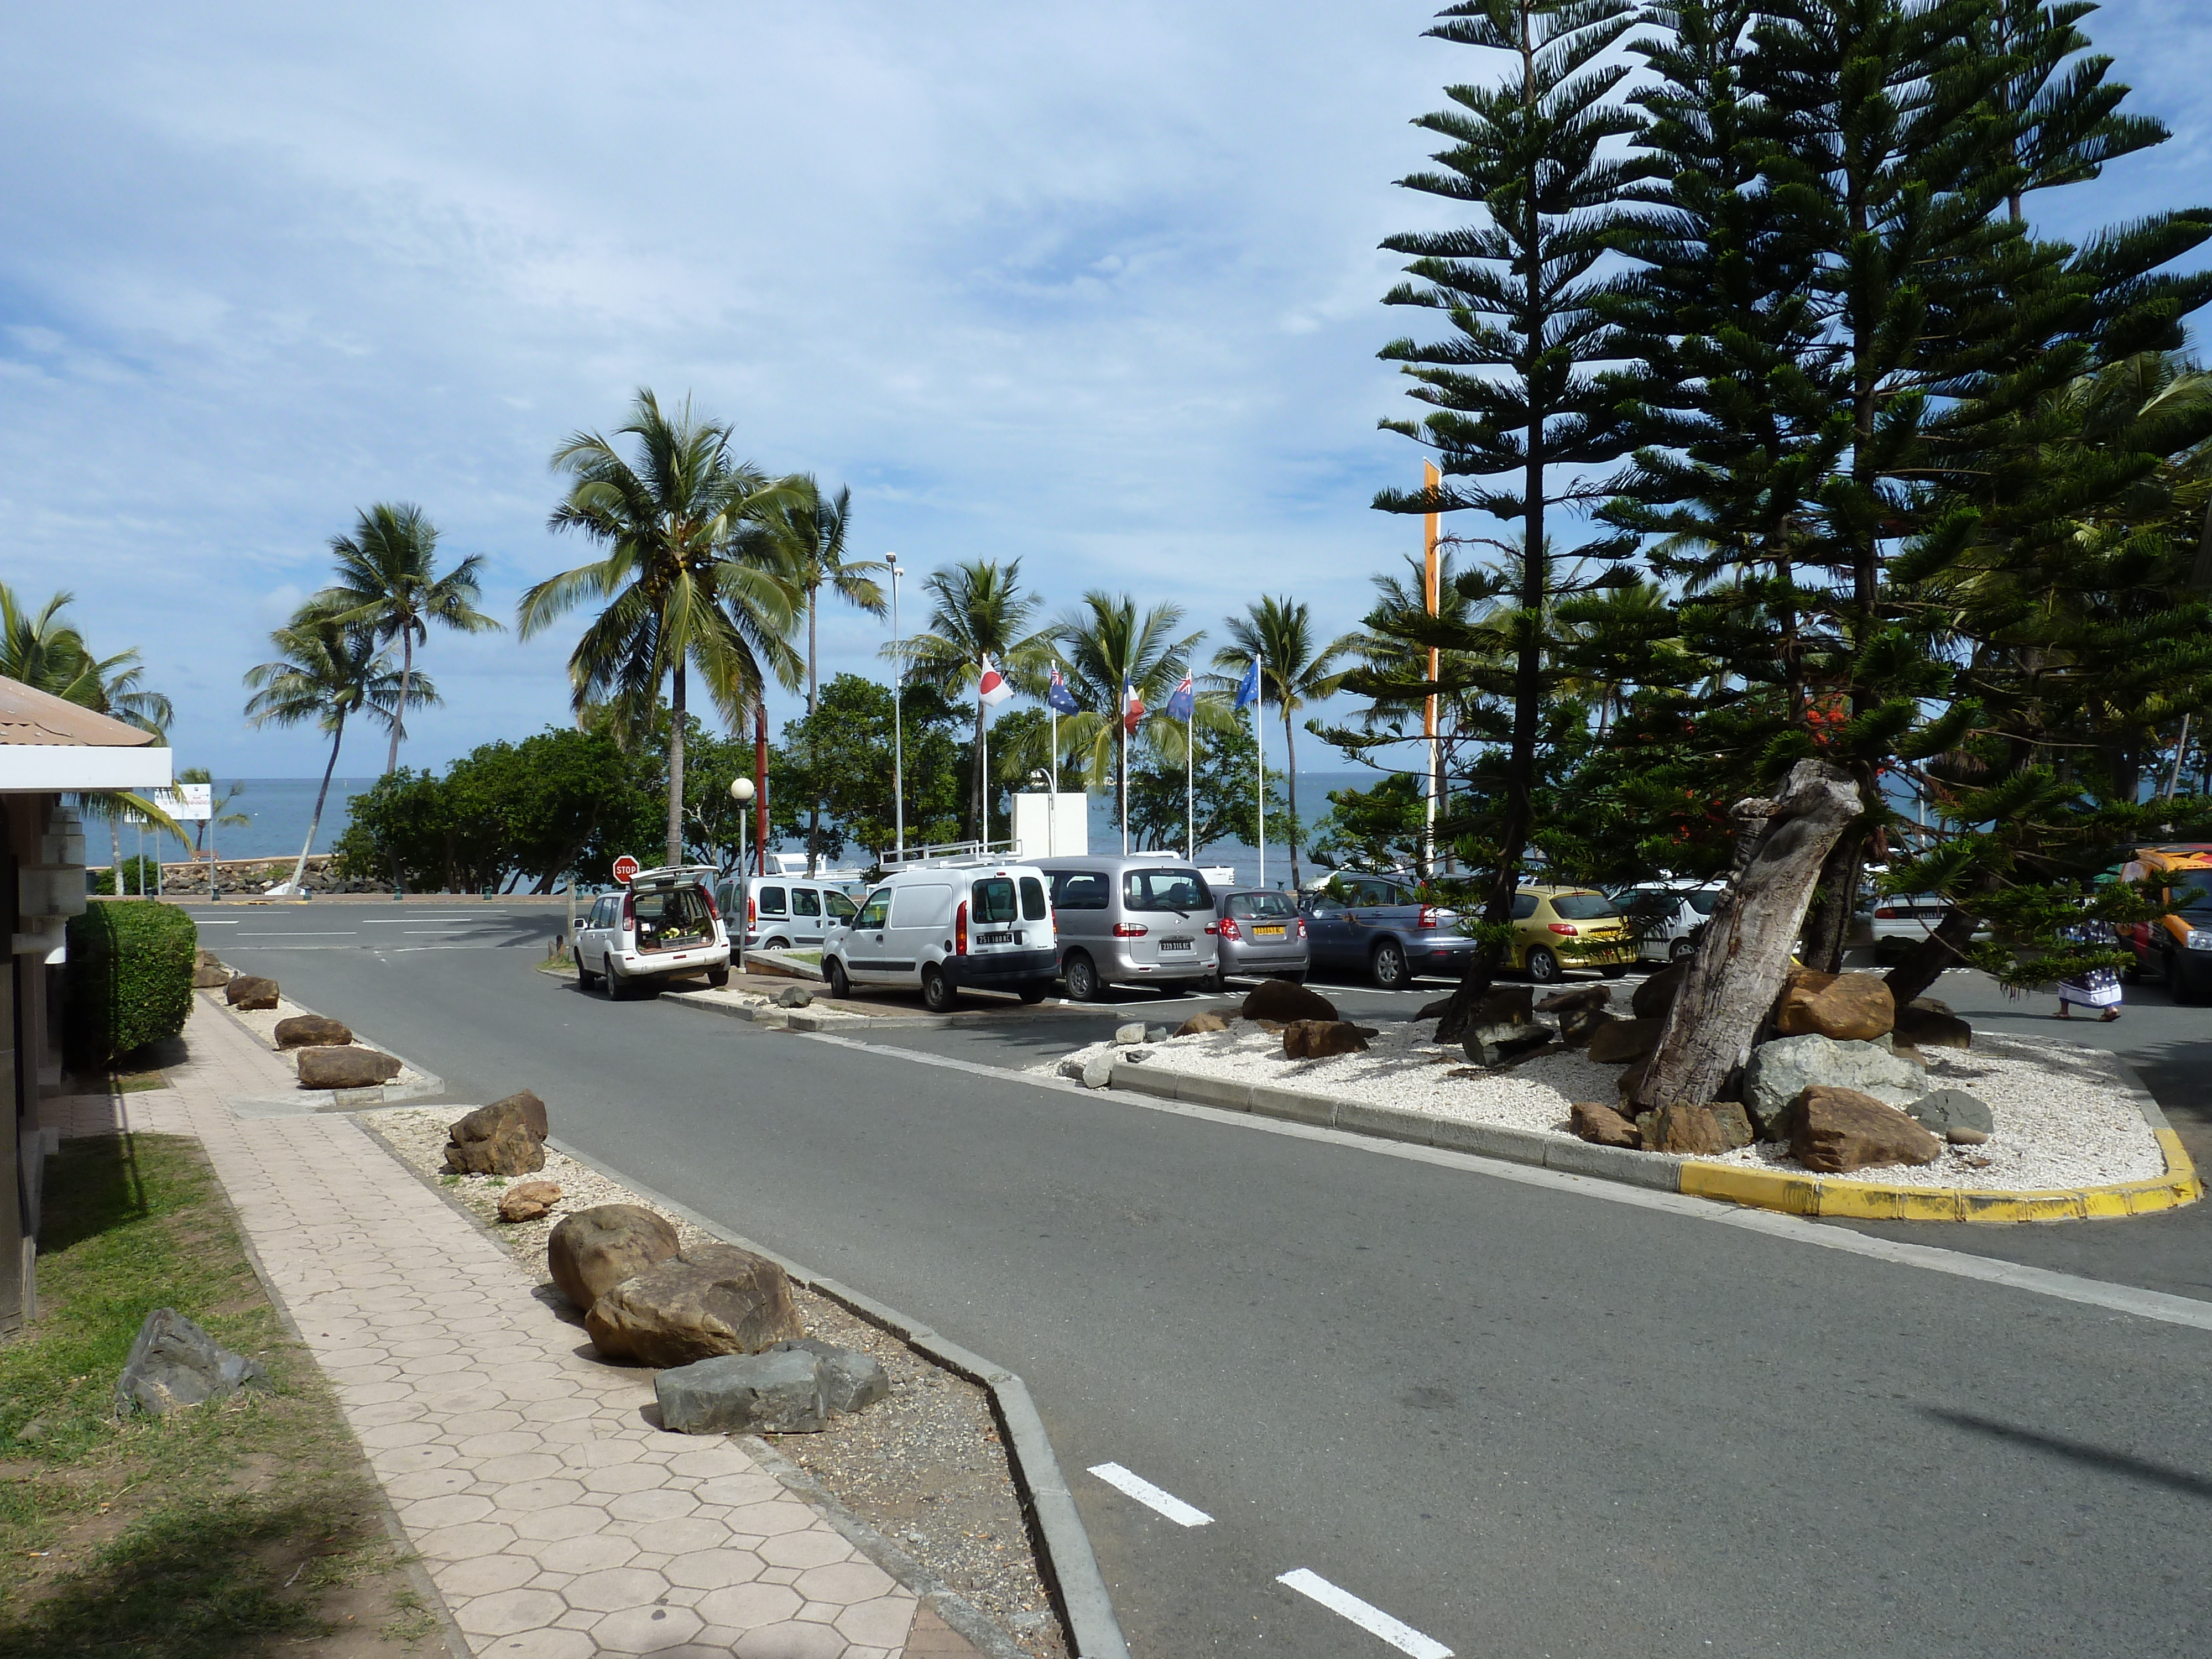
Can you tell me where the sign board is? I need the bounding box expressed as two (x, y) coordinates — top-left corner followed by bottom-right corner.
(612, 854), (640, 884)
(165, 783), (213, 822)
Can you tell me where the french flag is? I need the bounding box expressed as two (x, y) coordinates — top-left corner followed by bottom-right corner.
(1122, 680), (1144, 733)
(977, 653), (1014, 706)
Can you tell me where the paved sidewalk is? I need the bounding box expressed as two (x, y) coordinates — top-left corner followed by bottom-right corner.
(44, 998), (957, 1659)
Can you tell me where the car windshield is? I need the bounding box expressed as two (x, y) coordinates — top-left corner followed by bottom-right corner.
(826, 891), (858, 923)
(1686, 891), (1721, 915)
(1228, 892), (1297, 920)
(1123, 868), (1211, 912)
(2174, 871), (2212, 917)
(1551, 893), (1620, 921)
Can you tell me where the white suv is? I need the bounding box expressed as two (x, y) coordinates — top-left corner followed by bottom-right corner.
(822, 860), (1060, 1012)
(576, 865), (732, 998)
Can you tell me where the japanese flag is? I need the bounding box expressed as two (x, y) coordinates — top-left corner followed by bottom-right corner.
(977, 653), (1014, 706)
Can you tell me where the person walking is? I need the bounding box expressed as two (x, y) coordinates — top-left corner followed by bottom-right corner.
(2056, 920), (2123, 1022)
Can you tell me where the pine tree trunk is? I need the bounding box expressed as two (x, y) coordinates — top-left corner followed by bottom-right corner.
(666, 659), (687, 868)
(1798, 824), (1869, 973)
(1632, 761), (1862, 1112)
(1884, 896), (1987, 1008)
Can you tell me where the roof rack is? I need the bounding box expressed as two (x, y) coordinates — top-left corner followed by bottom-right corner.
(879, 838), (1021, 869)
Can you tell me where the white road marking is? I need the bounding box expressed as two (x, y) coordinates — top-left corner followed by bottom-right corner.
(361, 915), (505, 923)
(1276, 1569), (1451, 1658)
(236, 930), (356, 936)
(1086, 1462), (1213, 1526)
(187, 918), (238, 924)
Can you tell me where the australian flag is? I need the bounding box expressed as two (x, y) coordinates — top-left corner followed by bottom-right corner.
(1233, 656), (1262, 711)
(1164, 674), (1196, 721)
(1047, 665), (1081, 714)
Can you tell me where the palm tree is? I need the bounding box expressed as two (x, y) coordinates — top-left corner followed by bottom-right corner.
(174, 767), (250, 858)
(1210, 596), (1347, 888)
(1052, 592), (1204, 851)
(312, 503), (500, 773)
(519, 389), (807, 867)
(773, 479), (885, 872)
(244, 615), (415, 890)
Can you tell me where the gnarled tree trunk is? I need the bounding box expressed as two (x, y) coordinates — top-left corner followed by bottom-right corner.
(1633, 760), (1861, 1112)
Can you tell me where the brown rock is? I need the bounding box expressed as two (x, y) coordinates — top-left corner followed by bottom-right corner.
(225, 975), (280, 1010)
(498, 1181), (563, 1223)
(1571, 1101), (1641, 1148)
(191, 964), (230, 989)
(1537, 984), (1613, 1015)
(1587, 1015), (1665, 1066)
(1242, 979), (1339, 1025)
(443, 1093), (548, 1176)
(1786, 1085), (1942, 1173)
(1474, 985), (1535, 1026)
(1774, 969), (1895, 1041)
(1283, 1019), (1373, 1059)
(1894, 997), (1972, 1051)
(1707, 1102), (1755, 1151)
(274, 1014), (352, 1050)
(550, 1204), (682, 1310)
(296, 1045), (401, 1089)
(1616, 1054), (1652, 1103)
(1636, 1104), (1728, 1155)
(583, 1243), (805, 1366)
(1175, 1011), (1229, 1037)
(1557, 1006), (1608, 1048)
(1631, 962), (1688, 1019)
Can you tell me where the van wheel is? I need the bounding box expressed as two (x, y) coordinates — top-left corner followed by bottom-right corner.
(762, 936), (790, 952)
(921, 965), (958, 1013)
(1017, 979), (1050, 1004)
(1670, 937), (1696, 961)
(706, 967), (730, 989)
(604, 960), (628, 1000)
(1370, 939), (1409, 989)
(1525, 946), (1561, 984)
(1062, 952), (1100, 1002)
(825, 958), (851, 999)
(576, 958), (599, 989)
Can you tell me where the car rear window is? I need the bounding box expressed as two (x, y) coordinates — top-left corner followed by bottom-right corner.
(1123, 868), (1211, 911)
(1551, 893), (1620, 920)
(1686, 891), (1720, 915)
(1511, 893), (1538, 920)
(1053, 872), (1110, 910)
(971, 878), (1019, 924)
(633, 885), (712, 947)
(1020, 877), (1048, 921)
(1229, 891), (1296, 919)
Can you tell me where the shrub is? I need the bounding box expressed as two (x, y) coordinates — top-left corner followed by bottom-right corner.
(63, 901), (198, 1068)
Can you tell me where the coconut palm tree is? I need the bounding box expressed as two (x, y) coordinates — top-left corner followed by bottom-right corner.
(244, 614), (416, 891)
(311, 503), (500, 773)
(772, 479), (886, 872)
(892, 559), (1053, 844)
(519, 389), (808, 867)
(1209, 596), (1347, 888)
(1051, 592), (1205, 852)
(173, 768), (250, 858)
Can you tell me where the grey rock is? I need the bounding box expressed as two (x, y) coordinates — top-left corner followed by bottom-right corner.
(115, 1308), (266, 1418)
(1114, 1022), (1148, 1045)
(1081, 1053), (1114, 1089)
(1906, 1087), (1995, 1145)
(1462, 1023), (1554, 1068)
(1057, 1057), (1088, 1081)
(1744, 1034), (1930, 1138)
(656, 1348), (827, 1434)
(1708, 1102), (1756, 1151)
(773, 1338), (892, 1415)
(776, 985), (814, 1008)
(1145, 1025), (1173, 1044)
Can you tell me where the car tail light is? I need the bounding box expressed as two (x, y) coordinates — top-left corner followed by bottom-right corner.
(955, 900), (969, 956)
(1417, 905), (1438, 929)
(1548, 922), (1579, 935)
(1112, 922), (1149, 938)
(1217, 917), (1241, 940)
(747, 894), (757, 930)
(1296, 917), (1308, 940)
(1873, 904), (1901, 918)
(621, 891), (635, 929)
(702, 888), (720, 921)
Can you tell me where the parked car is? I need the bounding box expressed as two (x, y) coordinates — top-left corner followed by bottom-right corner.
(1299, 872), (1475, 989)
(1616, 883), (1725, 962)
(1507, 887), (1634, 983)
(575, 865), (731, 998)
(2122, 844), (2212, 1003)
(822, 858), (1059, 1011)
(1211, 888), (1310, 989)
(714, 875), (862, 953)
(1037, 854), (1219, 1000)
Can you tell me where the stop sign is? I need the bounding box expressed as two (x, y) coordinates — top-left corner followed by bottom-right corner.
(612, 854), (640, 885)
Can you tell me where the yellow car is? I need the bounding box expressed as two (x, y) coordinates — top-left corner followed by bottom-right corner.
(1509, 886), (1635, 983)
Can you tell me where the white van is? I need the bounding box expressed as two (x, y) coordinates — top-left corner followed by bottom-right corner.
(713, 875), (862, 952)
(822, 859), (1060, 1012)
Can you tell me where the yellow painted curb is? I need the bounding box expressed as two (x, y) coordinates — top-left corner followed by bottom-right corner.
(1676, 1163), (1819, 1215)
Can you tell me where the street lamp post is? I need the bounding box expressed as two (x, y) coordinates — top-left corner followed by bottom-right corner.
(886, 552), (904, 863)
(729, 776), (755, 959)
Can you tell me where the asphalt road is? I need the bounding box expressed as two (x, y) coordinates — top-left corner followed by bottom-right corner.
(200, 900), (2212, 1658)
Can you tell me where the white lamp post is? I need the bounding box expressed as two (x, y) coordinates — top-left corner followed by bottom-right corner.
(729, 776), (755, 956)
(885, 552), (904, 862)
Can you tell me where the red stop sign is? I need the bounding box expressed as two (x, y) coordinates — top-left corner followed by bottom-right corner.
(612, 854), (640, 884)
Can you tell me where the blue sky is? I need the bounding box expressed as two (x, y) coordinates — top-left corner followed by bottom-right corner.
(4, 1), (2209, 775)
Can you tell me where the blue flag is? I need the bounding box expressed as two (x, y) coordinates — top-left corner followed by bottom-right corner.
(1047, 666), (1080, 714)
(1233, 656), (1261, 711)
(1164, 674), (1196, 721)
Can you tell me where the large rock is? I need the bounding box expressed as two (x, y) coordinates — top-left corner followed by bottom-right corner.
(1081, 1052), (1114, 1089)
(1586, 1015), (1664, 1066)
(1571, 1101), (1641, 1148)
(296, 1045), (402, 1089)
(191, 963), (231, 989)
(656, 1348), (826, 1434)
(1284, 1019), (1373, 1059)
(1242, 979), (1338, 1025)
(1895, 998), (1973, 1051)
(548, 1204), (681, 1311)
(1744, 1034), (1929, 1138)
(1175, 1010), (1228, 1037)
(1463, 1024), (1554, 1067)
(273, 1014), (352, 1051)
(584, 1243), (806, 1367)
(1786, 1085), (1942, 1172)
(1906, 1087), (1994, 1146)
(1635, 1104), (1726, 1156)
(114, 1308), (266, 1417)
(1115, 1022), (1148, 1045)
(1473, 985), (1535, 1026)
(775, 985), (814, 1009)
(443, 1092), (549, 1175)
(1774, 969), (1895, 1041)
(1631, 962), (1688, 1019)
(773, 1338), (892, 1415)
(1708, 1102), (1755, 1151)
(225, 975), (280, 1010)
(1556, 1006), (1609, 1048)
(1537, 984), (1612, 1015)
(498, 1180), (564, 1222)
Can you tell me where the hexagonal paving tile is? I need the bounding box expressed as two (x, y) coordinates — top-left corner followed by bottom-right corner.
(757, 1530), (851, 1571)
(607, 1489), (699, 1523)
(508, 1505), (613, 1543)
(530, 1532), (642, 1575)
(628, 1516), (731, 1557)
(722, 1500), (818, 1538)
(663, 1548), (767, 1592)
(489, 1477), (587, 1513)
(732, 1620), (847, 1658)
(591, 1603), (705, 1653)
(793, 1560), (895, 1605)
(835, 1595), (920, 1648)
(436, 1552), (541, 1599)
(418, 1519), (521, 1561)
(561, 1566), (670, 1613)
(696, 1582), (803, 1630)
(452, 1585), (567, 1637)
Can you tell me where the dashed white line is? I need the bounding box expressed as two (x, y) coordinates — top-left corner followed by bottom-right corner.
(1276, 1568), (1451, 1658)
(1086, 1463), (1213, 1527)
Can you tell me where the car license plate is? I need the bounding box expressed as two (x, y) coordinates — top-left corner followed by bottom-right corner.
(978, 930), (1015, 946)
(1159, 937), (1193, 952)
(1253, 924), (1286, 938)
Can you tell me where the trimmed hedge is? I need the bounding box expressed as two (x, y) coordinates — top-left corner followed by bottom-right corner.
(64, 901), (199, 1068)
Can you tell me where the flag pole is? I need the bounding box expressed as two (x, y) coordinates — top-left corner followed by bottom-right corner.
(1254, 652), (1266, 889)
(1186, 706), (1194, 860)
(1119, 716), (1128, 854)
(1423, 458), (1441, 877)
(1048, 705), (1058, 856)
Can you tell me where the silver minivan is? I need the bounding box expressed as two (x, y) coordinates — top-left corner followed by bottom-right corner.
(715, 875), (861, 953)
(1037, 854), (1219, 1000)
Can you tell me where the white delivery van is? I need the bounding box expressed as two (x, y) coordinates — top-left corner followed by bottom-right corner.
(822, 858), (1060, 1012)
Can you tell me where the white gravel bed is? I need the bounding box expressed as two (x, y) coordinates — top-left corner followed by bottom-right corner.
(1047, 1020), (2167, 1192)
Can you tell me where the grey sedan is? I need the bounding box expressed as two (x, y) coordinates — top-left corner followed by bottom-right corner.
(1211, 888), (1310, 989)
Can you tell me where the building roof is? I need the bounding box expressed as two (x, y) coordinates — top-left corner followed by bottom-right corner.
(0, 675), (159, 747)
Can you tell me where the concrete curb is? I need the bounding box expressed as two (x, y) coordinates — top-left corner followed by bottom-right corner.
(1105, 1036), (2201, 1224)
(545, 1136), (1131, 1659)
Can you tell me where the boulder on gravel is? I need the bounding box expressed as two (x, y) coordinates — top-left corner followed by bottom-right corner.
(656, 1347), (826, 1434)
(584, 1243), (806, 1367)
(1556, 1005), (1610, 1048)
(273, 1014), (352, 1050)
(1114, 1021), (1148, 1045)
(1707, 1102), (1755, 1151)
(772, 1338), (892, 1415)
(1615, 1053), (1652, 1104)
(1586, 1015), (1665, 1066)
(1414, 996), (1453, 1022)
(1631, 962), (1688, 1019)
(442, 1092), (549, 1175)
(1905, 1087), (1994, 1146)
(775, 984), (814, 1009)
(498, 1180), (563, 1222)
(1463, 1024), (1554, 1068)
(296, 1045), (402, 1090)
(1537, 984), (1613, 1015)
(1635, 1104), (1727, 1156)
(1243, 979), (1338, 1025)
(114, 1308), (266, 1418)
(1175, 1010), (1228, 1037)
(225, 975), (279, 1010)
(1474, 985), (1536, 1026)
(1571, 1101), (1641, 1148)
(1744, 1034), (1929, 1138)
(1773, 969), (1894, 1041)
(1785, 1084), (1942, 1172)
(1081, 1052), (1114, 1089)
(1284, 1019), (1373, 1059)
(548, 1204), (682, 1311)
(1894, 998), (1973, 1051)
(191, 963), (231, 989)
